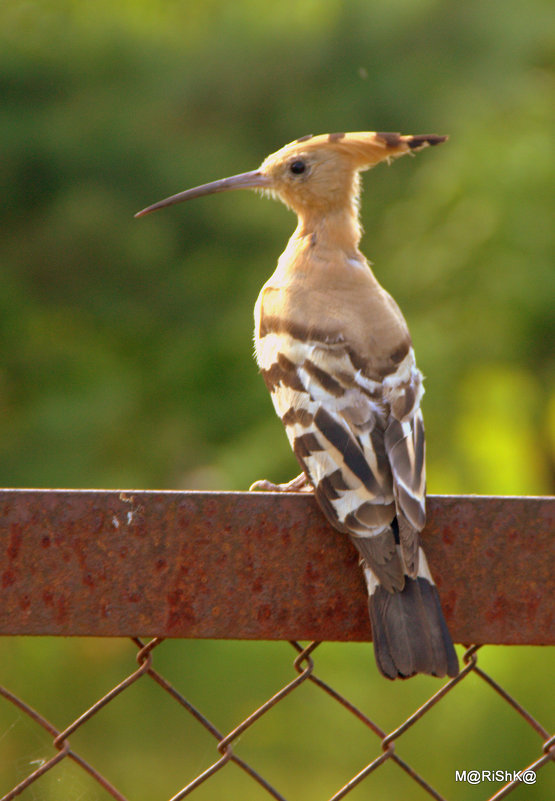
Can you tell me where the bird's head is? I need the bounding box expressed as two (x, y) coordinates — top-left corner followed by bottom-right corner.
(135, 132), (447, 219)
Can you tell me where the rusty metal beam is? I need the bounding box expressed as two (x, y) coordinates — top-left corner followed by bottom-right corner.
(0, 490), (553, 644)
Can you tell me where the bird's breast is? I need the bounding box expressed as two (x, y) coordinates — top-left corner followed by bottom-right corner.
(253, 253), (413, 382)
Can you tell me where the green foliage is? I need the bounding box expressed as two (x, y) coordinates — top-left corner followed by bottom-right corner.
(0, 1), (553, 798)
(1, 0), (553, 492)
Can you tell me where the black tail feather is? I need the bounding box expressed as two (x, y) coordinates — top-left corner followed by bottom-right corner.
(369, 577), (459, 680)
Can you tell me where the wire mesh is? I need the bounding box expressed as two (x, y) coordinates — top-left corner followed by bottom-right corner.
(1, 639), (553, 801)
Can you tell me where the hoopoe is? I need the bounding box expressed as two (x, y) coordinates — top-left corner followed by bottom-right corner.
(136, 131), (459, 680)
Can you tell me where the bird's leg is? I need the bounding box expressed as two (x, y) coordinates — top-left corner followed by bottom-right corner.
(249, 472), (313, 493)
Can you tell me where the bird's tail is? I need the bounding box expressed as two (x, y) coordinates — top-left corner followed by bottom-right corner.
(362, 549), (459, 680)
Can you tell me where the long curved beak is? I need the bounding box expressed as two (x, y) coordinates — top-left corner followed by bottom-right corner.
(135, 170), (270, 217)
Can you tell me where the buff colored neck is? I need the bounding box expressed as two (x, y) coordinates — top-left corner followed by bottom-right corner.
(293, 201), (363, 259)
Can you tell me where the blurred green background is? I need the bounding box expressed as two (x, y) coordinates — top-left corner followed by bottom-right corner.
(0, 0), (553, 799)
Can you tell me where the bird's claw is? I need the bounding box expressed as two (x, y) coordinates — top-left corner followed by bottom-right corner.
(249, 473), (312, 493)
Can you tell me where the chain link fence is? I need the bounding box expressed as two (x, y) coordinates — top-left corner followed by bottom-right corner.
(1, 639), (553, 801)
(0, 490), (553, 799)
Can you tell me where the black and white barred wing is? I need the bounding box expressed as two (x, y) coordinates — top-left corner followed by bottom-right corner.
(256, 328), (459, 679)
(382, 364), (427, 576)
(256, 329), (426, 590)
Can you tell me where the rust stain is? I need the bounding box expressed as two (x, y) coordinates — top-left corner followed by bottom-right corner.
(2, 569), (16, 588)
(8, 523), (22, 559)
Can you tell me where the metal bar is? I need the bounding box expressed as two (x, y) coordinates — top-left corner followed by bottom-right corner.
(0, 490), (553, 643)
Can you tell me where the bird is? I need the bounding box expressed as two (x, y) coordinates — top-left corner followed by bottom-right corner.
(136, 131), (459, 680)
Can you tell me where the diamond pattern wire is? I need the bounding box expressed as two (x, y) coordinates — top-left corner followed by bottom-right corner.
(0, 639), (553, 801)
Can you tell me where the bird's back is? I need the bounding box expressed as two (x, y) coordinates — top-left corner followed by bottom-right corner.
(254, 228), (457, 679)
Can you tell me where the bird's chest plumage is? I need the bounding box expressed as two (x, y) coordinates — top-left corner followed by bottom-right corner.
(253, 247), (412, 380)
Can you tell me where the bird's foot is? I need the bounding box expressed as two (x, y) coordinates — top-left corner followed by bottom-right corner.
(249, 472), (312, 493)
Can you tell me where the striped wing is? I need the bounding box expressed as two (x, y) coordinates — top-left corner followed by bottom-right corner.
(256, 328), (426, 591)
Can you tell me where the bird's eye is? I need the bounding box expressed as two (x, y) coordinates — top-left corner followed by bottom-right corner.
(289, 160), (306, 175)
